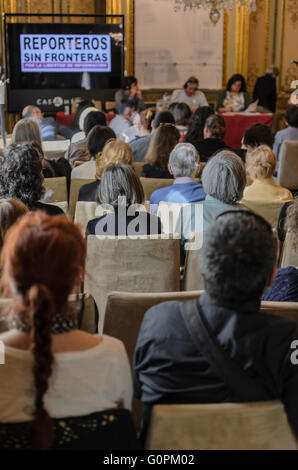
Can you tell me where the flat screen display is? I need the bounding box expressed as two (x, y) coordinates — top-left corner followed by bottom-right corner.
(7, 22), (124, 90)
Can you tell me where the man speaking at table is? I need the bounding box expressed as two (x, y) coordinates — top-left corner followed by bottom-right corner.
(170, 76), (208, 112)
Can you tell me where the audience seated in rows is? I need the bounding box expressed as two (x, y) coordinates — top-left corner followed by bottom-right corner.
(141, 124), (180, 179)
(87, 163), (161, 236)
(217, 74), (251, 113)
(133, 210), (298, 444)
(243, 145), (293, 201)
(150, 143), (206, 207)
(71, 126), (116, 180)
(181, 151), (246, 240)
(130, 110), (175, 163)
(22, 105), (75, 141)
(65, 110), (107, 167)
(0, 144), (63, 216)
(0, 198), (28, 249)
(0, 212), (132, 449)
(184, 106), (213, 147)
(171, 102), (192, 140)
(273, 105), (298, 162)
(79, 140), (133, 203)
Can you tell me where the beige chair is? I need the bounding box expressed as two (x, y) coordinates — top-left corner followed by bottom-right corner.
(74, 202), (113, 232)
(183, 232), (205, 291)
(104, 289), (298, 366)
(85, 235), (181, 331)
(133, 162), (145, 178)
(44, 176), (68, 203)
(241, 199), (292, 229)
(280, 231), (298, 268)
(43, 140), (70, 159)
(69, 178), (96, 219)
(0, 293), (97, 334)
(277, 141), (298, 190)
(140, 177), (174, 200)
(104, 290), (203, 366)
(146, 402), (297, 450)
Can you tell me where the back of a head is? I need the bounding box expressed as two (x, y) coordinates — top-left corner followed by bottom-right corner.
(0, 198), (28, 250)
(145, 123), (180, 169)
(202, 151), (246, 204)
(266, 65), (279, 77)
(169, 143), (199, 178)
(70, 99), (95, 130)
(153, 110), (175, 129)
(22, 105), (37, 118)
(96, 139), (133, 179)
(12, 117), (42, 146)
(0, 143), (44, 208)
(87, 125), (116, 158)
(243, 123), (274, 149)
(285, 105), (298, 128)
(98, 162), (144, 208)
(1, 211), (86, 448)
(246, 144), (276, 180)
(117, 99), (133, 116)
(172, 102), (192, 126)
(185, 106), (213, 142)
(205, 114), (226, 140)
(84, 111), (107, 135)
(200, 210), (277, 304)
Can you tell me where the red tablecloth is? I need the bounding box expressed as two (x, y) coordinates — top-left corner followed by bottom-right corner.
(56, 112), (75, 127)
(220, 113), (273, 149)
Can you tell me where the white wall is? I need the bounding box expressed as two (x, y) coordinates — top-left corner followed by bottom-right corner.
(135, 0), (223, 89)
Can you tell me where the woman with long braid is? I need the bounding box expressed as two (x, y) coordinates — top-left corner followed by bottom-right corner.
(0, 212), (132, 449)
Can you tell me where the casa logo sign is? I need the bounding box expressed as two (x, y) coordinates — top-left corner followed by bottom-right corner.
(36, 96), (69, 107)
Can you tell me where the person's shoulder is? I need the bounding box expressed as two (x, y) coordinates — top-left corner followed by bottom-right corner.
(150, 185), (171, 202)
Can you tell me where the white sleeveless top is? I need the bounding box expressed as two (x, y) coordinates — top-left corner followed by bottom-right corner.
(0, 334), (132, 422)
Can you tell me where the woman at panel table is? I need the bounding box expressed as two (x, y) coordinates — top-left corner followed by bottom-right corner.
(217, 74), (251, 113)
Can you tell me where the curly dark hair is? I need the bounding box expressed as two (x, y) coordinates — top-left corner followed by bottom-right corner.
(226, 74), (247, 92)
(0, 143), (44, 209)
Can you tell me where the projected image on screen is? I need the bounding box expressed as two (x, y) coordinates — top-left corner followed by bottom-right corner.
(7, 22), (123, 91)
(20, 34), (112, 73)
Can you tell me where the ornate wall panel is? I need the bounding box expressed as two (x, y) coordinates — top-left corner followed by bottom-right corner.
(280, 0), (298, 91)
(246, 0), (271, 93)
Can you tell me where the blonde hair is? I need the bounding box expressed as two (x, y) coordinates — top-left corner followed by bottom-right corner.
(246, 144), (276, 180)
(95, 139), (133, 179)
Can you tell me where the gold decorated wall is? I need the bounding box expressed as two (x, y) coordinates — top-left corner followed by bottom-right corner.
(0, 0), (297, 131)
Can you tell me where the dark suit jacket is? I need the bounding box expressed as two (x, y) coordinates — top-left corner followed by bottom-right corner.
(253, 74), (277, 113)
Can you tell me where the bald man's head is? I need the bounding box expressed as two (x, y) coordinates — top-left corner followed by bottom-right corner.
(22, 106), (43, 119)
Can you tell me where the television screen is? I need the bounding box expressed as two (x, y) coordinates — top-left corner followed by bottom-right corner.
(5, 18), (124, 112)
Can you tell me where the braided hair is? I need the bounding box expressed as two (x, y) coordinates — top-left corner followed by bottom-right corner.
(1, 212), (86, 449)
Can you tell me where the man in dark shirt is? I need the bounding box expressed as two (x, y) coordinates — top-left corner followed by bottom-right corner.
(253, 66), (279, 113)
(133, 210), (298, 441)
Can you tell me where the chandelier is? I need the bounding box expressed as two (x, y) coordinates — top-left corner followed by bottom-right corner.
(173, 1), (257, 24)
